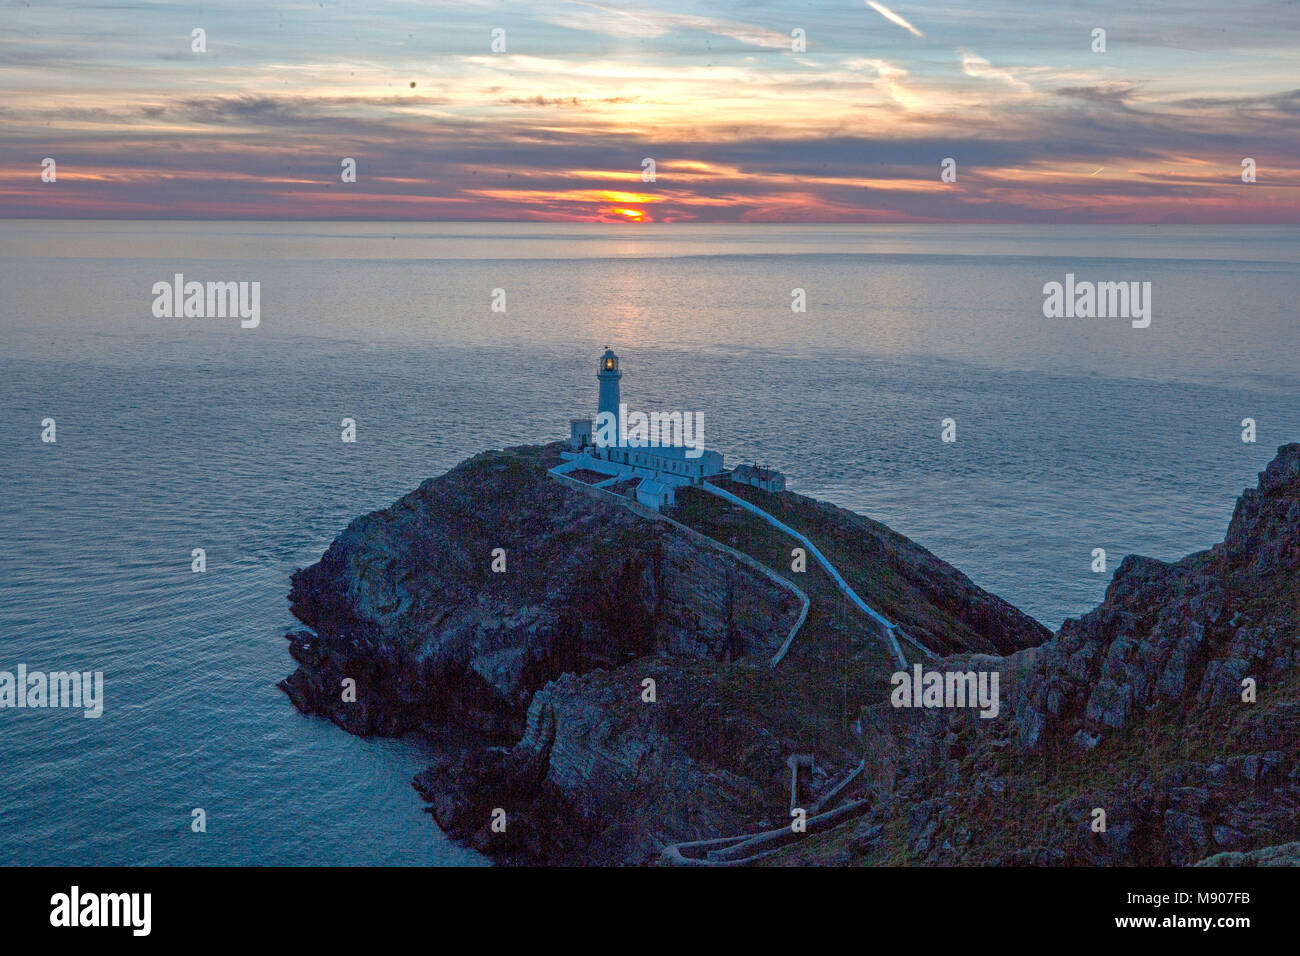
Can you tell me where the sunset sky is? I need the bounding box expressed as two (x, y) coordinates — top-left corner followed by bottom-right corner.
(2, 0), (1298, 222)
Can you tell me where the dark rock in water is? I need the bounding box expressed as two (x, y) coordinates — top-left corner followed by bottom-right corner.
(1213, 824), (1245, 849)
(1164, 809), (1209, 866)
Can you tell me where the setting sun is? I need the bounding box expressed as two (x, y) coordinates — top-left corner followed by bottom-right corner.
(602, 206), (648, 222)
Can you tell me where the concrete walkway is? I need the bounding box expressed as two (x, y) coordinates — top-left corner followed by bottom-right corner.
(660, 760), (871, 866)
(699, 482), (911, 668)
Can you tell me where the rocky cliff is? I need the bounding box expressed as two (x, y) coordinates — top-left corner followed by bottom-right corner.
(790, 444), (1300, 867)
(281, 445), (811, 732)
(282, 441), (1299, 866)
(280, 442), (1048, 863)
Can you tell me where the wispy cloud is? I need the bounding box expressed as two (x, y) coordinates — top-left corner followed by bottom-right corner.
(533, 0), (792, 48)
(959, 51), (1032, 95)
(0, 0), (1297, 222)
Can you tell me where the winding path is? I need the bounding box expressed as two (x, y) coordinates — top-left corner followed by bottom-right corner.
(554, 468), (924, 865)
(662, 481), (929, 866)
(549, 468), (810, 666)
(699, 482), (914, 668)
(660, 761), (871, 866)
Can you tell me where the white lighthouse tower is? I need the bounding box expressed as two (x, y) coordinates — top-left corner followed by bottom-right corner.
(597, 347), (621, 440)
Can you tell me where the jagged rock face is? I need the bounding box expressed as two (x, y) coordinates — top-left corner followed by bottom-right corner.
(415, 664), (790, 864)
(879, 445), (1300, 867)
(280, 445), (801, 737)
(1010, 444), (1300, 750)
(1223, 445), (1300, 577)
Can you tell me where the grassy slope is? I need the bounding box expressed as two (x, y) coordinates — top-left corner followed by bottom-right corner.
(711, 482), (1049, 652)
(660, 486), (901, 815)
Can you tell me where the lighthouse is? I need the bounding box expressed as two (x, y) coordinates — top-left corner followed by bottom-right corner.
(597, 347), (621, 438)
(556, 348), (726, 510)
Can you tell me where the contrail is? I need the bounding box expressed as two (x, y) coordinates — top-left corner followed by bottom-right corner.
(865, 1), (925, 38)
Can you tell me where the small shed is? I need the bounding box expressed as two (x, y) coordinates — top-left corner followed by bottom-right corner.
(635, 478), (675, 511)
(568, 418), (593, 451)
(731, 463), (786, 492)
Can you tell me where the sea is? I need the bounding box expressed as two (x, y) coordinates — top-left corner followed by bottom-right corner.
(1, 221), (1297, 865)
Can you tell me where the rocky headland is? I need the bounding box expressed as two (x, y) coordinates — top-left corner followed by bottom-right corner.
(280, 442), (1300, 866)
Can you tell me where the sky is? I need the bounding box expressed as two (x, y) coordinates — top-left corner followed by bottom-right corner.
(2, 0), (1298, 222)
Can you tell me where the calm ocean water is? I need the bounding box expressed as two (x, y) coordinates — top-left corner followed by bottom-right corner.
(1, 222), (1297, 865)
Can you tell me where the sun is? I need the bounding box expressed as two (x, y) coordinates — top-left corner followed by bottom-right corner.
(599, 206), (648, 223)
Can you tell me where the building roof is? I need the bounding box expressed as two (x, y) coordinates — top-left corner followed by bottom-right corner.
(638, 479), (669, 496)
(734, 463), (783, 480)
